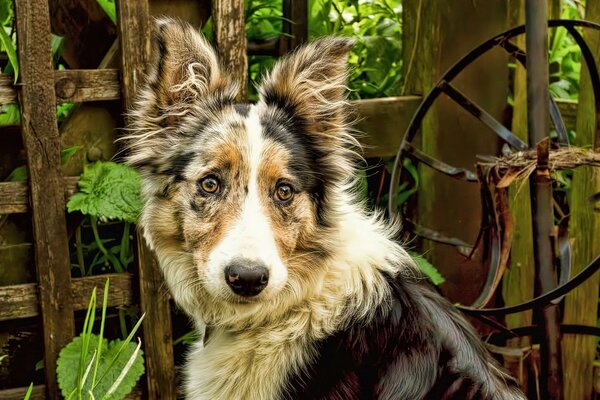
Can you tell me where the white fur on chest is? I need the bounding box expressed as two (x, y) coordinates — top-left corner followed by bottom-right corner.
(184, 328), (312, 400)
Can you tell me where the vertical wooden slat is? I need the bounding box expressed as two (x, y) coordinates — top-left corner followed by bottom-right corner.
(211, 0), (248, 101)
(562, 3), (600, 399)
(281, 0), (308, 54)
(116, 2), (177, 399)
(13, 0), (75, 398)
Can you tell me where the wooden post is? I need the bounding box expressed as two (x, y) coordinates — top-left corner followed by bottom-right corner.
(13, 0), (75, 397)
(280, 0), (308, 54)
(211, 0), (248, 101)
(562, 3), (600, 399)
(402, 0), (508, 305)
(502, 2), (534, 390)
(116, 2), (177, 398)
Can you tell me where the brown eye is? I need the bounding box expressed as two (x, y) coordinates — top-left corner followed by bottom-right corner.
(275, 183), (294, 203)
(199, 176), (220, 194)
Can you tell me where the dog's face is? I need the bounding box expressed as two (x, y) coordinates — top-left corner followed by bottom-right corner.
(126, 18), (355, 319)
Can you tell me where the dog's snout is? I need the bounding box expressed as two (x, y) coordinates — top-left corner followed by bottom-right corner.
(224, 260), (269, 297)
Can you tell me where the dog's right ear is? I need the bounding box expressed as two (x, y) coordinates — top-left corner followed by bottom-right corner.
(136, 18), (235, 126)
(125, 18), (236, 172)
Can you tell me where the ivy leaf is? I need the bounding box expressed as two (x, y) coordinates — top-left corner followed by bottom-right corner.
(57, 334), (144, 400)
(0, 25), (18, 83)
(67, 161), (142, 223)
(409, 251), (445, 285)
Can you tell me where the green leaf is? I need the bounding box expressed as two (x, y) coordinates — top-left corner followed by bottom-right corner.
(0, 354), (6, 364)
(23, 383), (34, 400)
(67, 162), (142, 223)
(57, 334), (144, 400)
(96, 0), (116, 24)
(409, 251), (445, 285)
(0, 103), (20, 126)
(5, 165), (26, 182)
(61, 145), (81, 164)
(0, 0), (13, 26)
(0, 25), (18, 82)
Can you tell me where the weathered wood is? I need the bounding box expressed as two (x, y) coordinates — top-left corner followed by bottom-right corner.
(502, 2), (534, 391)
(0, 273), (134, 321)
(0, 384), (142, 399)
(0, 177), (79, 214)
(117, 1), (177, 398)
(14, 1), (74, 397)
(280, 0), (308, 54)
(54, 69), (120, 103)
(211, 0), (248, 101)
(0, 70), (120, 105)
(351, 96), (421, 158)
(562, 3), (600, 399)
(402, 0), (508, 307)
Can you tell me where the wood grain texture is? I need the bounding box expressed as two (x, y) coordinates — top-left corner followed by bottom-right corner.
(0, 177), (79, 214)
(211, 0), (248, 101)
(117, 1), (177, 398)
(280, 0), (308, 54)
(562, 3), (600, 399)
(352, 96), (421, 158)
(0, 273), (134, 321)
(0, 384), (142, 399)
(14, 0), (74, 397)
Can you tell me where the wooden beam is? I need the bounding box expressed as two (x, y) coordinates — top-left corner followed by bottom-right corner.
(0, 273), (135, 321)
(280, 0), (308, 54)
(562, 3), (600, 399)
(0, 384), (142, 400)
(352, 96), (421, 158)
(116, 1), (177, 399)
(0, 70), (120, 105)
(14, 0), (74, 397)
(0, 177), (79, 214)
(211, 0), (248, 101)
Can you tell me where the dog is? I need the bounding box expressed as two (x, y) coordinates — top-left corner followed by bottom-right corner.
(125, 18), (526, 400)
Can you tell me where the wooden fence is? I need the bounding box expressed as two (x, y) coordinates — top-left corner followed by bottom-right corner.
(0, 1), (584, 399)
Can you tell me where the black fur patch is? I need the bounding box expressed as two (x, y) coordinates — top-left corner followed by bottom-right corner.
(161, 151), (196, 182)
(283, 273), (521, 399)
(260, 108), (328, 225)
(234, 103), (250, 117)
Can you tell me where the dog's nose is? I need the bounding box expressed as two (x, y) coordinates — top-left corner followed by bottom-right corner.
(224, 260), (269, 297)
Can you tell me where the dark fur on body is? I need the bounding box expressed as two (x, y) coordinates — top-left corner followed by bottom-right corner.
(125, 18), (525, 400)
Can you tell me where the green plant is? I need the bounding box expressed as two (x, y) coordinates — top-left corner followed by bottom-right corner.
(409, 251), (445, 285)
(67, 161), (142, 275)
(4, 146), (81, 182)
(57, 279), (145, 400)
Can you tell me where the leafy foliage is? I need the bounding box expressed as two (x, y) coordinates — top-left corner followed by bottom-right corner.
(96, 0), (116, 24)
(4, 146), (81, 182)
(67, 161), (142, 224)
(57, 335), (144, 400)
(57, 280), (145, 400)
(409, 251), (445, 285)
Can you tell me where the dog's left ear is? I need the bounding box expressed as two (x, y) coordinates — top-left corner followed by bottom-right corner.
(258, 37), (354, 142)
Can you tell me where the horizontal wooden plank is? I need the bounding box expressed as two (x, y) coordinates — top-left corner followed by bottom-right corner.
(0, 69), (120, 105)
(54, 69), (121, 103)
(0, 385), (142, 400)
(0, 176), (79, 214)
(0, 273), (134, 321)
(352, 96), (422, 158)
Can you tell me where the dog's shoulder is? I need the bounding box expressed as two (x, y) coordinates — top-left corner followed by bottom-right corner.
(283, 271), (524, 400)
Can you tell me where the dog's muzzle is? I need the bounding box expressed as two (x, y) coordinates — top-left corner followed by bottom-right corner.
(224, 259), (269, 296)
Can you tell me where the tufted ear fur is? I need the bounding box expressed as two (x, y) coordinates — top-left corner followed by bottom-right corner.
(258, 37), (355, 147)
(125, 18), (237, 172)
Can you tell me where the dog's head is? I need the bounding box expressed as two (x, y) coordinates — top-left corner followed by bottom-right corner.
(126, 18), (356, 324)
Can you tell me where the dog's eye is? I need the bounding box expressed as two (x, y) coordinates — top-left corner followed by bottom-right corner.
(275, 183), (294, 203)
(199, 176), (220, 194)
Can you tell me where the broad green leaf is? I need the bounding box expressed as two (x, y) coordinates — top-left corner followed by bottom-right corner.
(96, 0), (116, 24)
(0, 26), (18, 83)
(409, 252), (445, 285)
(0, 103), (20, 126)
(57, 334), (144, 400)
(67, 161), (142, 223)
(0, 0), (13, 25)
